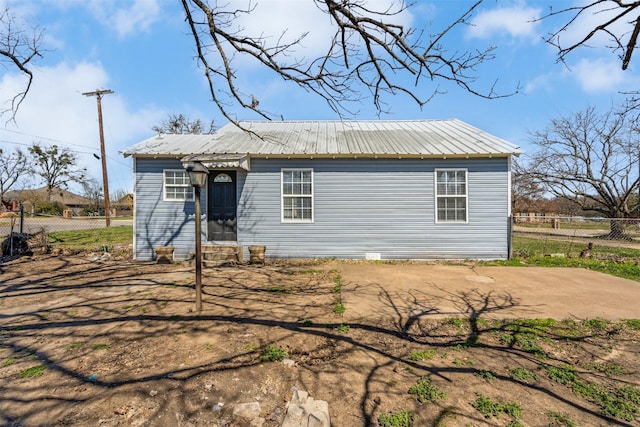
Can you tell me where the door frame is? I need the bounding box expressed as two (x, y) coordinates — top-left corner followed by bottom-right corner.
(206, 170), (238, 241)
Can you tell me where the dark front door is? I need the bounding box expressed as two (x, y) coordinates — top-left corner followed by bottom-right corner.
(207, 171), (237, 241)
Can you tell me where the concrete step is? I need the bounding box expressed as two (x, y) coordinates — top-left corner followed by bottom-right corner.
(201, 244), (243, 263)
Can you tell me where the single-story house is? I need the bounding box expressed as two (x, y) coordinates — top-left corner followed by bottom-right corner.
(122, 120), (522, 261)
(4, 186), (94, 215)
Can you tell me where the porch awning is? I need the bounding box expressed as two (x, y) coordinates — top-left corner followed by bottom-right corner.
(181, 153), (250, 171)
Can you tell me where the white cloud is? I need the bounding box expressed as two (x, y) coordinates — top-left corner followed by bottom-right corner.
(525, 58), (635, 95)
(111, 0), (161, 38)
(83, 0), (162, 39)
(570, 58), (627, 92)
(524, 71), (556, 95)
(467, 4), (541, 40)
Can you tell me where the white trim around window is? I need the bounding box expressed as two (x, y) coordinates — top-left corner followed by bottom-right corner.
(281, 168), (314, 223)
(163, 169), (195, 202)
(434, 168), (468, 223)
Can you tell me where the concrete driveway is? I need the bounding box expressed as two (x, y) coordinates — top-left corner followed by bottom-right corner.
(336, 263), (640, 321)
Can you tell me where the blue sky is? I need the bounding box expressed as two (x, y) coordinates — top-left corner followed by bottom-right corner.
(1, 0), (638, 194)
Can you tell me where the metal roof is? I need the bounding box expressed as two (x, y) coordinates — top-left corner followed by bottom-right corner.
(122, 119), (522, 158)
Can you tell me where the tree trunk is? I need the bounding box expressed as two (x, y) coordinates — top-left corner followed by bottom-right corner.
(609, 218), (627, 240)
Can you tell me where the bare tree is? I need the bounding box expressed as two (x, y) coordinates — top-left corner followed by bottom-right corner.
(152, 113), (215, 134)
(180, 0), (514, 124)
(541, 1), (640, 70)
(0, 6), (44, 120)
(0, 147), (28, 205)
(28, 143), (85, 202)
(512, 159), (548, 214)
(81, 177), (103, 215)
(525, 105), (640, 236)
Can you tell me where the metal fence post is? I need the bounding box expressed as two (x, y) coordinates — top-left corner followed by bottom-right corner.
(19, 204), (24, 234)
(507, 215), (513, 260)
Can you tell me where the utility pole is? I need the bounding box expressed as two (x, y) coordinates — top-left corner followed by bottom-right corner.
(82, 89), (113, 227)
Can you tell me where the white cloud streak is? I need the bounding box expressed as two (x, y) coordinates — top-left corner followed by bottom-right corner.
(570, 58), (628, 92)
(467, 4), (541, 41)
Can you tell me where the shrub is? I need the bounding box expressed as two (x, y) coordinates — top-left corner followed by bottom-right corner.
(34, 201), (66, 215)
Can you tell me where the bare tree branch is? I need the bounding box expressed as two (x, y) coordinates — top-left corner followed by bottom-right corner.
(540, 1), (640, 70)
(0, 6), (44, 122)
(180, 0), (515, 125)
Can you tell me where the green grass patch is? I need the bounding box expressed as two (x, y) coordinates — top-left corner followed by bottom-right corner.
(3, 357), (15, 368)
(333, 303), (346, 315)
(509, 366), (538, 382)
(583, 318), (610, 330)
(547, 411), (576, 427)
(260, 345), (287, 362)
(267, 286), (292, 293)
(92, 343), (110, 350)
(513, 236), (640, 258)
(547, 363), (578, 385)
(407, 378), (446, 403)
(447, 317), (467, 328)
(378, 410), (414, 427)
(500, 236), (640, 281)
(583, 362), (624, 376)
(291, 269), (325, 275)
(474, 369), (497, 380)
(20, 365), (45, 378)
(547, 363), (639, 421)
(453, 358), (473, 366)
(335, 324), (350, 333)
(65, 343), (84, 350)
(472, 393), (522, 420)
(504, 318), (557, 332)
(500, 331), (547, 358)
(623, 319), (640, 330)
(409, 349), (437, 361)
(48, 226), (132, 251)
(618, 385), (640, 405)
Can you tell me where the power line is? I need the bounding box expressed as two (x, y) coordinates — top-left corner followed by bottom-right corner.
(0, 127), (93, 150)
(0, 138), (132, 170)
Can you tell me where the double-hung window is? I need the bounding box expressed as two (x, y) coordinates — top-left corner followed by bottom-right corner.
(435, 169), (467, 222)
(281, 169), (313, 222)
(163, 170), (194, 201)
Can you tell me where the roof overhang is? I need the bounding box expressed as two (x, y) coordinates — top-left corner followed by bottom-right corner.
(181, 153), (250, 171)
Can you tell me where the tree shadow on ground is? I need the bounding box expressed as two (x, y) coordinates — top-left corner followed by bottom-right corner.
(0, 255), (637, 426)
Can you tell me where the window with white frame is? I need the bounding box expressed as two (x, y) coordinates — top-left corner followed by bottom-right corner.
(435, 169), (467, 222)
(282, 169), (313, 222)
(163, 170), (194, 201)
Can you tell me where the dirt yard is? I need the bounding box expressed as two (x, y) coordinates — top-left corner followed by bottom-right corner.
(1, 254), (639, 426)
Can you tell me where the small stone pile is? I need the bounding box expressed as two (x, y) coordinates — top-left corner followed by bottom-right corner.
(281, 388), (330, 427)
(230, 387), (330, 427)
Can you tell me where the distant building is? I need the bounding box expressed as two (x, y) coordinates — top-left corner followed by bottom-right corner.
(4, 186), (93, 215)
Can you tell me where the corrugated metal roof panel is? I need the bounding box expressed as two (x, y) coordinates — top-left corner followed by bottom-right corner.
(122, 119), (522, 157)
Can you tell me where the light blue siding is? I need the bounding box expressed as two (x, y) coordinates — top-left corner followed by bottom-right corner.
(133, 158), (201, 260)
(134, 157), (510, 261)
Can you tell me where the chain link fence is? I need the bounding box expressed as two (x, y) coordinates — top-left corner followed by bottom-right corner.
(512, 215), (640, 257)
(1, 206), (131, 257)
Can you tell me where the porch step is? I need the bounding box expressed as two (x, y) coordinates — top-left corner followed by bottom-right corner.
(201, 244), (243, 265)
